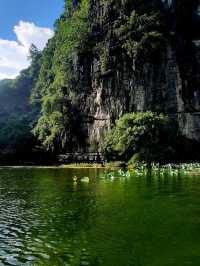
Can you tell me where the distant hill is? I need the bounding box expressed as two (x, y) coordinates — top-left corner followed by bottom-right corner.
(0, 46), (41, 160)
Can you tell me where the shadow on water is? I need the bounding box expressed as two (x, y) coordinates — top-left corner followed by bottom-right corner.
(0, 168), (199, 265)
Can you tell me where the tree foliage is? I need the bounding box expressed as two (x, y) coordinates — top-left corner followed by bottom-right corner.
(0, 45), (42, 157)
(32, 0), (90, 152)
(113, 3), (165, 66)
(103, 112), (177, 166)
(32, 0), (166, 153)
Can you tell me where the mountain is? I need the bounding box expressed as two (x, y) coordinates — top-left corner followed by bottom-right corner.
(0, 0), (200, 162)
(0, 45), (41, 162)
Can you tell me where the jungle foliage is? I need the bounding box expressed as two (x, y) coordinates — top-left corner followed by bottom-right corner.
(103, 112), (178, 167)
(0, 0), (194, 163)
(0, 45), (42, 158)
(32, 0), (90, 152)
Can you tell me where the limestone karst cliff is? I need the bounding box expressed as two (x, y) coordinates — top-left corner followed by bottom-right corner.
(69, 0), (200, 154)
(2, 0), (199, 160)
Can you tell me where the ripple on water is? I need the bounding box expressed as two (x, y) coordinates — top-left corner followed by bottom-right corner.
(1, 255), (19, 266)
(1, 168), (200, 266)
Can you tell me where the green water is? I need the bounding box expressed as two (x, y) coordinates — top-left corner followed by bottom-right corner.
(0, 168), (200, 265)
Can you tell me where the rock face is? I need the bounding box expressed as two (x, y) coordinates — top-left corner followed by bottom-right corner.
(75, 0), (200, 152)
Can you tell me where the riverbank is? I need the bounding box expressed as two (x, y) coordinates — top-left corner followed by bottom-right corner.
(0, 161), (125, 169)
(0, 162), (200, 173)
(0, 164), (105, 169)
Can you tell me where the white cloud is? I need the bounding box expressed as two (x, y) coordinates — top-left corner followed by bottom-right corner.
(0, 21), (54, 80)
(14, 21), (54, 52)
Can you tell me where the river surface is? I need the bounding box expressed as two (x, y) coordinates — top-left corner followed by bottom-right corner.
(0, 168), (199, 265)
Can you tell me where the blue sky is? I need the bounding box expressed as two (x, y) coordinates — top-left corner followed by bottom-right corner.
(0, 0), (64, 79)
(0, 0), (64, 40)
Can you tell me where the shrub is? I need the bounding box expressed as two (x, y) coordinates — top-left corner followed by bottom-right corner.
(103, 112), (177, 168)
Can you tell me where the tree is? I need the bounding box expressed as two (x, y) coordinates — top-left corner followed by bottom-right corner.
(28, 44), (41, 61)
(31, 0), (90, 153)
(0, 43), (42, 161)
(103, 112), (177, 169)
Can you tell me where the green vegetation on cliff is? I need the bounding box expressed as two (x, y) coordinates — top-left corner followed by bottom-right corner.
(0, 0), (198, 163)
(0, 0), (91, 159)
(0, 45), (41, 159)
(31, 0), (166, 153)
(103, 112), (177, 167)
(32, 0), (90, 153)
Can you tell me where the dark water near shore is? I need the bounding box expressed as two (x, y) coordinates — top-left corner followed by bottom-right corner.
(0, 168), (200, 265)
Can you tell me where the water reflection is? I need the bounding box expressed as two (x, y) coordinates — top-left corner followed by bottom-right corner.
(0, 169), (101, 265)
(0, 169), (199, 265)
